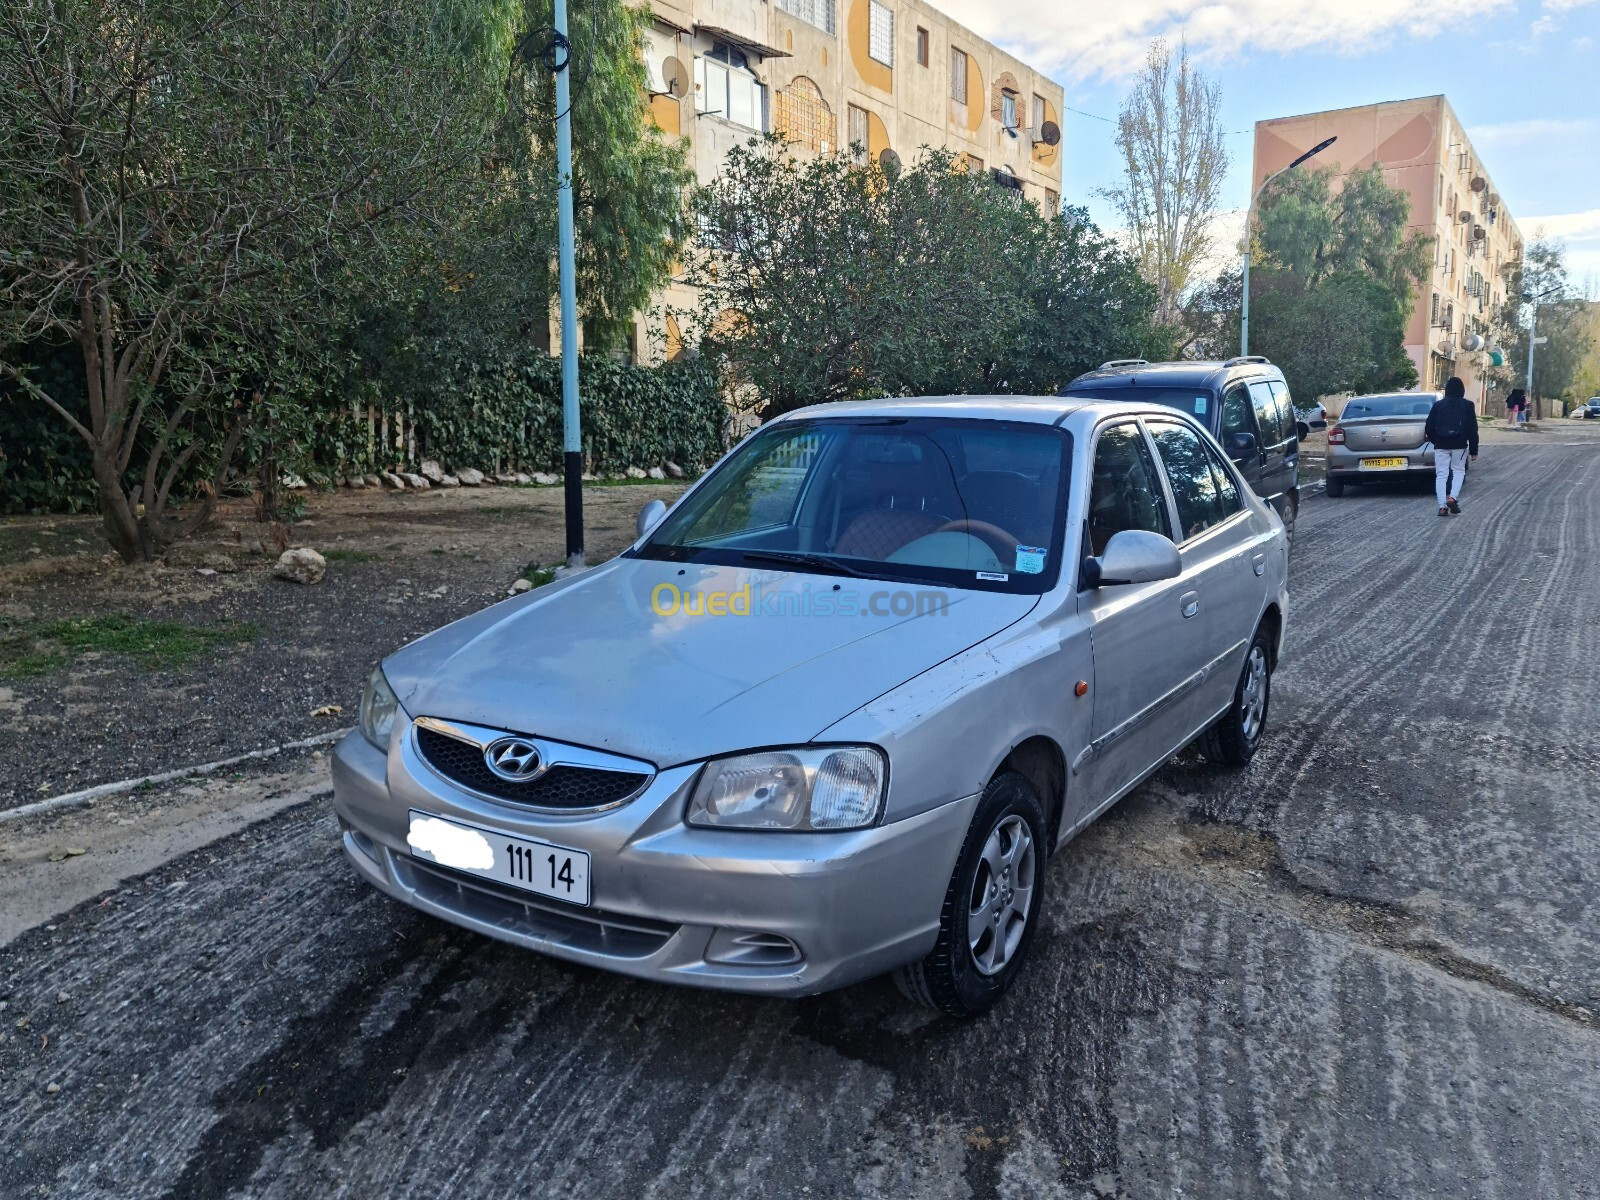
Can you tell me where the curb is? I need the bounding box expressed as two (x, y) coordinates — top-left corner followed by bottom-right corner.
(0, 728), (352, 825)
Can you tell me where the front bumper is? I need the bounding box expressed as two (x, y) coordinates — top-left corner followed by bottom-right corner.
(1327, 444), (1435, 478)
(330, 724), (976, 997)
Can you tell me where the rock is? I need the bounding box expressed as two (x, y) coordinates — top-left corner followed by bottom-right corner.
(380, 471), (407, 490)
(625, 466), (648, 479)
(56, 991), (69, 1004)
(533, 472), (559, 485)
(46, 1082), (60, 1095)
(246, 540), (264, 556)
(665, 461), (685, 479)
(439, 474), (460, 488)
(399, 472), (430, 490)
(273, 547), (326, 584)
(202, 553), (237, 574)
(493, 473), (519, 485)
(513, 472), (532, 485)
(581, 472), (597, 481)
(510, 578), (534, 594)
(647, 466), (666, 480)
(419, 459), (446, 484)
(456, 468), (485, 487)
(281, 473), (308, 490)
(347, 475), (366, 489)
(363, 474), (382, 488)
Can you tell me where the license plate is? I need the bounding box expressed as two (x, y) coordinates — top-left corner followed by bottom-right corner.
(1359, 457), (1408, 470)
(407, 809), (590, 906)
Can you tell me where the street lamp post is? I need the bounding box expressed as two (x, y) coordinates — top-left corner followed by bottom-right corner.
(1241, 135), (1337, 358)
(1523, 284), (1559, 418)
(552, 0), (584, 570)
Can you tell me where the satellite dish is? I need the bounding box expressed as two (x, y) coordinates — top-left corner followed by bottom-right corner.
(1463, 333), (1486, 352)
(1038, 119), (1061, 147)
(878, 147), (901, 171)
(1473, 224), (1486, 240)
(1458, 210), (1472, 223)
(660, 56), (688, 97)
(1470, 175), (1486, 192)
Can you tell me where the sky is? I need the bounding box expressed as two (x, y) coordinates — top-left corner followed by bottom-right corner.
(932, 0), (1600, 284)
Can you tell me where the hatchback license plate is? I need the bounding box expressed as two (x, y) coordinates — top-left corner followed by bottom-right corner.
(1359, 457), (1407, 470)
(407, 809), (590, 906)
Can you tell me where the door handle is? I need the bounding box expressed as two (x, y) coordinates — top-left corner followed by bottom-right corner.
(1251, 552), (1267, 576)
(1180, 590), (1200, 619)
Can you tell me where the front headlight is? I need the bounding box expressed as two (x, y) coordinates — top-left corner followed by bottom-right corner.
(686, 746), (886, 831)
(359, 666), (399, 751)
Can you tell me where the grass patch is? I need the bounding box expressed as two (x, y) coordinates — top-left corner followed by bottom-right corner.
(323, 548), (380, 563)
(0, 614), (259, 679)
(520, 563), (560, 589)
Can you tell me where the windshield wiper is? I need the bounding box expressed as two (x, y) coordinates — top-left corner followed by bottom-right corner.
(737, 549), (877, 579)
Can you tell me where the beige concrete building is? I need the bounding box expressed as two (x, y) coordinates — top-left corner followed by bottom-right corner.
(1254, 96), (1523, 411)
(636, 0), (1065, 361)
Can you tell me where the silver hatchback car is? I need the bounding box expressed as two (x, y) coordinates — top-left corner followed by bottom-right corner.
(1324, 391), (1442, 497)
(333, 397), (1289, 1015)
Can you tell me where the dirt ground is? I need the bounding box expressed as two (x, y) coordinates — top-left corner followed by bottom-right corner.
(0, 481), (685, 808)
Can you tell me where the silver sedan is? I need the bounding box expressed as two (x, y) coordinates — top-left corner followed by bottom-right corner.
(332, 396), (1290, 1015)
(1325, 391), (1442, 497)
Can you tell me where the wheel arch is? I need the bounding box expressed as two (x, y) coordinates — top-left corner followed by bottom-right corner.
(992, 735), (1067, 848)
(1258, 602), (1284, 670)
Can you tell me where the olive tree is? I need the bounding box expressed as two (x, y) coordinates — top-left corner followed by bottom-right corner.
(0, 0), (502, 559)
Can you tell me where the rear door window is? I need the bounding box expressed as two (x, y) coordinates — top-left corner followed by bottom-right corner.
(1267, 381), (1297, 442)
(1148, 422), (1226, 541)
(1248, 381), (1287, 447)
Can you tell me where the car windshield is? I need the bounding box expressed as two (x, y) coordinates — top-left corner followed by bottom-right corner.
(1068, 387), (1218, 422)
(637, 417), (1071, 593)
(1341, 395), (1437, 418)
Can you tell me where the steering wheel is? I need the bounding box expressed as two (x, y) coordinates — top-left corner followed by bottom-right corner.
(932, 519), (1018, 563)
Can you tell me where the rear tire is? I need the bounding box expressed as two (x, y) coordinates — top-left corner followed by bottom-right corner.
(894, 772), (1048, 1017)
(1202, 625), (1274, 767)
(1280, 494), (1297, 549)
(1324, 476), (1346, 498)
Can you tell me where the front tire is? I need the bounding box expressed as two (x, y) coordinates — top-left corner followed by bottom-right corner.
(1202, 625), (1274, 767)
(894, 772), (1048, 1017)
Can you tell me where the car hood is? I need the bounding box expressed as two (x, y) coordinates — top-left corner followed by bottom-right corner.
(384, 557), (1038, 767)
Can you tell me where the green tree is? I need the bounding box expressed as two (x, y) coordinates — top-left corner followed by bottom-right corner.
(1244, 162), (1430, 397)
(1491, 239), (1593, 405)
(688, 141), (1164, 416)
(0, 0), (504, 560)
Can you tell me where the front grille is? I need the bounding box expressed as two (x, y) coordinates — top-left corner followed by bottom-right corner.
(402, 858), (676, 958)
(415, 726), (648, 810)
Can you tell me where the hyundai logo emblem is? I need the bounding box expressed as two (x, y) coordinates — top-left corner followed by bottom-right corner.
(483, 737), (543, 782)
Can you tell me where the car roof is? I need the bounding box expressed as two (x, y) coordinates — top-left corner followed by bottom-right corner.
(773, 394), (1207, 432)
(1062, 358), (1284, 393)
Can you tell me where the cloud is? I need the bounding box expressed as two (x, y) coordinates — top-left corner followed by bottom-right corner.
(929, 0), (1515, 81)
(1524, 209), (1600, 241)
(1542, 0), (1597, 12)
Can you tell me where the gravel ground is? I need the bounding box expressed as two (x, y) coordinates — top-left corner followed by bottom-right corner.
(0, 482), (684, 808)
(2, 424), (1599, 1197)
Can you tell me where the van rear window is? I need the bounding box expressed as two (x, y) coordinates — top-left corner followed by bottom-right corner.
(1067, 388), (1216, 420)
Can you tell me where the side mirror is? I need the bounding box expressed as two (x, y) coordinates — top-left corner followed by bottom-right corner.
(1085, 529), (1182, 588)
(1226, 431), (1258, 460)
(636, 498), (668, 539)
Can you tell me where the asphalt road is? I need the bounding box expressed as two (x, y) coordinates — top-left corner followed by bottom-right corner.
(3, 431), (1598, 1199)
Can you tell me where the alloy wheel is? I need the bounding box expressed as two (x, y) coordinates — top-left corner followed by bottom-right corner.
(1241, 645), (1269, 742)
(967, 814), (1036, 976)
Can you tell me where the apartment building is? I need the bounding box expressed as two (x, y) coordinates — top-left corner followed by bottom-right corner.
(636, 0), (1066, 362)
(1254, 96), (1523, 411)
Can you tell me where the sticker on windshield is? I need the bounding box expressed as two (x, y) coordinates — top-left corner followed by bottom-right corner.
(976, 571), (1010, 582)
(1014, 546), (1047, 574)
(1194, 395), (1209, 415)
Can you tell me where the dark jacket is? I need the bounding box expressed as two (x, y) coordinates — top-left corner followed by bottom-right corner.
(1425, 395), (1480, 455)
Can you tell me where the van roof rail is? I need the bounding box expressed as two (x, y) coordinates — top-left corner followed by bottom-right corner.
(1097, 358), (1149, 370)
(1222, 354), (1272, 367)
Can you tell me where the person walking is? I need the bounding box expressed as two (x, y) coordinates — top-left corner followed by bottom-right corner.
(1426, 377), (1479, 516)
(1506, 387), (1527, 427)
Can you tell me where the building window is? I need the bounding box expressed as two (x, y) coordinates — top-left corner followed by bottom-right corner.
(867, 1), (894, 67)
(774, 75), (835, 154)
(950, 47), (967, 103)
(775, 0), (836, 36)
(1000, 90), (1018, 130)
(962, 152), (983, 173)
(847, 103), (869, 165)
(1032, 93), (1046, 131)
(1045, 188), (1059, 214)
(916, 26), (928, 67)
(695, 43), (766, 131)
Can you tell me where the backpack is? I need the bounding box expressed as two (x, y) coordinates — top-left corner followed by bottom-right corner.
(1432, 399), (1470, 444)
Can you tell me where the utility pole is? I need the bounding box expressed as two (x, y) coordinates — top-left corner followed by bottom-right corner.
(553, 0), (585, 570)
(1241, 135), (1336, 358)
(1523, 285), (1558, 420)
